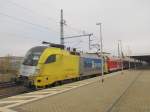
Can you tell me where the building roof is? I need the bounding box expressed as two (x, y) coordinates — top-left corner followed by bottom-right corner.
(131, 55), (150, 64)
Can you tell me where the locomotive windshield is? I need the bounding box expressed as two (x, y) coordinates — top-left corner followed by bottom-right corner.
(23, 46), (46, 66)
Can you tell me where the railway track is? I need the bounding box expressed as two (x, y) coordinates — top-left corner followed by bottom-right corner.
(0, 82), (33, 99)
(0, 85), (32, 99)
(0, 82), (17, 89)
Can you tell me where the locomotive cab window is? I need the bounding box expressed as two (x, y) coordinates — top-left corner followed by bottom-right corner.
(45, 55), (56, 64)
(22, 46), (46, 66)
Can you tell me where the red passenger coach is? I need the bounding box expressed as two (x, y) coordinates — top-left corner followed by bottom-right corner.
(107, 57), (122, 72)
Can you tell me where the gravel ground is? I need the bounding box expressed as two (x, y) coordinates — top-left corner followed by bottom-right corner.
(0, 85), (30, 99)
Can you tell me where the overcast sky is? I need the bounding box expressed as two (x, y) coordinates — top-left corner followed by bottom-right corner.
(0, 0), (150, 56)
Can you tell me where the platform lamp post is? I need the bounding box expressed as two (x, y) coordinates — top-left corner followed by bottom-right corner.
(118, 40), (124, 74)
(127, 46), (131, 70)
(96, 22), (104, 83)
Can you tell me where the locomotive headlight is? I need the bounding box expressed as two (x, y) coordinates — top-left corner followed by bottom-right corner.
(34, 67), (41, 75)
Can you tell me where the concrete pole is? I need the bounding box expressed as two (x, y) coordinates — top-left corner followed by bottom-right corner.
(96, 22), (104, 82)
(128, 46), (131, 70)
(88, 34), (93, 50)
(60, 9), (64, 45)
(119, 40), (124, 74)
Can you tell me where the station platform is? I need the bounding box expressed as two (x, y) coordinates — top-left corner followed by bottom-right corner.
(0, 68), (150, 112)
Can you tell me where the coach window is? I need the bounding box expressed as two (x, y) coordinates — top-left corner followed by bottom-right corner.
(45, 55), (56, 64)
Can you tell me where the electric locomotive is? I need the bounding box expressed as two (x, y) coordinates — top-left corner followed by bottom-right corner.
(19, 42), (105, 88)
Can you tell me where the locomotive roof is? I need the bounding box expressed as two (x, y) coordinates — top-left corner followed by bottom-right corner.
(42, 41), (65, 49)
(29, 46), (47, 52)
(80, 53), (101, 59)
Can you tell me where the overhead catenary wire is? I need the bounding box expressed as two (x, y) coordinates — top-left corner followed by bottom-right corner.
(0, 0), (61, 34)
(0, 12), (59, 34)
(64, 24), (86, 34)
(0, 32), (51, 41)
(4, 0), (60, 24)
(4, 0), (90, 40)
(0, 11), (89, 45)
(1, 0), (91, 47)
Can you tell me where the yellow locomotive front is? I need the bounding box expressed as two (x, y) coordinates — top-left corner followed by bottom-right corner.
(19, 45), (80, 88)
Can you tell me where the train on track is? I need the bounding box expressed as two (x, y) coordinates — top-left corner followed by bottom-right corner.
(18, 42), (143, 88)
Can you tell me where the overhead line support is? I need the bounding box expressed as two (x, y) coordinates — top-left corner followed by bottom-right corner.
(64, 33), (93, 50)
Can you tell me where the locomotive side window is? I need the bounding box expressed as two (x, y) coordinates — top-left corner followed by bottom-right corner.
(45, 55), (56, 64)
(22, 46), (46, 66)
